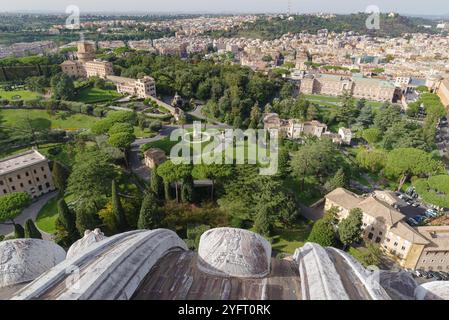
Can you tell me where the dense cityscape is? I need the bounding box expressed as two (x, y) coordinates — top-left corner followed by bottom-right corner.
(1, 2), (449, 304)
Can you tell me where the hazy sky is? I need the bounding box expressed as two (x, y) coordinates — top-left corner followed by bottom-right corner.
(1, 0), (448, 15)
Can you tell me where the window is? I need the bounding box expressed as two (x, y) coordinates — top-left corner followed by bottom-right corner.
(8, 177), (12, 182)
(379, 231), (383, 236)
(0, 181), (3, 186)
(36, 177), (40, 182)
(3, 189), (7, 194)
(394, 242), (398, 247)
(38, 185), (43, 191)
(375, 237), (381, 243)
(20, 183), (24, 188)
(17, 174), (21, 179)
(368, 233), (374, 240)
(45, 182), (50, 188)
(33, 169), (37, 174)
(41, 167), (44, 172)
(386, 238), (390, 242)
(11, 186), (16, 191)
(44, 175), (47, 179)
(28, 180), (32, 185)
(25, 172), (29, 177)
(401, 246), (406, 251)
(371, 227), (375, 231)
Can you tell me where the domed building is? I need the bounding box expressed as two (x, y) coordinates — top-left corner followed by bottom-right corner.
(1, 228), (448, 300)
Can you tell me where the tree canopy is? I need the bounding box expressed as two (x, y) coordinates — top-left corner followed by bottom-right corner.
(0, 192), (31, 225)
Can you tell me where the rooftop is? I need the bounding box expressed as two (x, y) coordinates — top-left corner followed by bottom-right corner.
(0, 150), (48, 176)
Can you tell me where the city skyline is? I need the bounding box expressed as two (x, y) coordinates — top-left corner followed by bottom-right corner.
(1, 0), (449, 16)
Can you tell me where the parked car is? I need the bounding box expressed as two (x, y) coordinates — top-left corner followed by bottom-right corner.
(436, 272), (448, 281)
(425, 209), (437, 218)
(414, 270), (423, 277)
(407, 218), (418, 226)
(429, 272), (442, 281)
(412, 202), (419, 207)
(414, 215), (425, 223)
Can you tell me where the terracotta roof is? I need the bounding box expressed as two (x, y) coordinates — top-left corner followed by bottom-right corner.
(416, 226), (449, 251)
(325, 188), (362, 209)
(357, 197), (405, 226)
(390, 222), (429, 245)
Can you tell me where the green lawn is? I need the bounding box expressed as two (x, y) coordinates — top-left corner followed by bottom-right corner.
(271, 221), (313, 254)
(0, 109), (99, 131)
(0, 89), (41, 101)
(35, 195), (61, 234)
(74, 87), (121, 103)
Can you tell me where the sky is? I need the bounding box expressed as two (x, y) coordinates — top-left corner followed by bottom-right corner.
(0, 0), (448, 15)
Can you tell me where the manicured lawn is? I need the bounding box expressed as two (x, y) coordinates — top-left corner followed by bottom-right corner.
(36, 193), (75, 234)
(271, 221), (313, 254)
(0, 89), (41, 101)
(74, 87), (121, 103)
(0, 109), (99, 131)
(35, 195), (60, 234)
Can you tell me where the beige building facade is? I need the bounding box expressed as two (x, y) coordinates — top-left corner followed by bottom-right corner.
(324, 188), (448, 270)
(107, 75), (157, 99)
(143, 148), (167, 169)
(299, 74), (396, 102)
(0, 150), (55, 199)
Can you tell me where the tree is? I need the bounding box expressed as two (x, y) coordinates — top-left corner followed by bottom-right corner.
(307, 219), (336, 247)
(157, 161), (192, 202)
(181, 175), (195, 203)
(108, 123), (135, 136)
(385, 148), (444, 191)
(186, 225), (210, 250)
(52, 161), (69, 194)
(356, 104), (374, 128)
(192, 164), (232, 200)
(108, 132), (136, 166)
(51, 73), (75, 100)
(373, 104), (401, 133)
(57, 198), (79, 242)
(323, 206), (340, 226)
(149, 167), (164, 200)
(254, 205), (272, 237)
(338, 208), (363, 249)
(75, 198), (102, 235)
(356, 148), (387, 173)
(0, 192), (31, 226)
(361, 128), (381, 145)
(324, 168), (346, 193)
(137, 192), (162, 229)
(14, 224), (25, 238)
(24, 219), (42, 239)
(112, 180), (128, 232)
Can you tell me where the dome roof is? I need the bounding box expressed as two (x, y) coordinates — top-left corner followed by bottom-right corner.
(0, 239), (66, 288)
(197, 228), (271, 278)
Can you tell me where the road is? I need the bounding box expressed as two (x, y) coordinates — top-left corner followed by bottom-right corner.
(0, 191), (58, 238)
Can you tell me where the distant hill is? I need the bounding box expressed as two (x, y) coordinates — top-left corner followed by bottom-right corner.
(206, 13), (438, 39)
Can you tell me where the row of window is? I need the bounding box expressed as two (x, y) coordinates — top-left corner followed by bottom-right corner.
(2, 182), (51, 194)
(0, 167), (46, 185)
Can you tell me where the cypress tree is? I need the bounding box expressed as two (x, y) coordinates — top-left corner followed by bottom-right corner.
(24, 219), (42, 239)
(112, 179), (128, 232)
(137, 193), (161, 230)
(52, 161), (69, 194)
(58, 198), (79, 242)
(149, 168), (164, 200)
(14, 224), (25, 238)
(181, 175), (194, 203)
(254, 206), (272, 237)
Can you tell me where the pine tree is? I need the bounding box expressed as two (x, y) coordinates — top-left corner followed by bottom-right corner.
(24, 219), (42, 239)
(324, 168), (346, 193)
(112, 180), (128, 232)
(52, 161), (69, 194)
(149, 168), (164, 200)
(57, 198), (79, 242)
(181, 176), (194, 203)
(254, 206), (272, 237)
(137, 193), (161, 229)
(14, 223), (25, 238)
